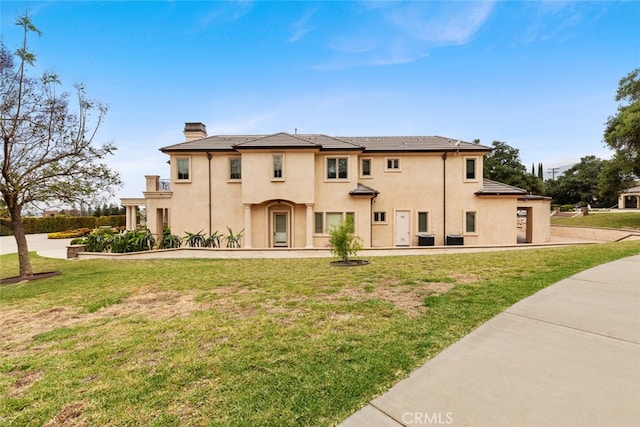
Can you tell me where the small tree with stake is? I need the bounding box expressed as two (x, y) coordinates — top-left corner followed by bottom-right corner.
(1, 14), (121, 279)
(328, 216), (363, 264)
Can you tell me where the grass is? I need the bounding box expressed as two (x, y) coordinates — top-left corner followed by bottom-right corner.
(1, 241), (640, 426)
(551, 211), (640, 229)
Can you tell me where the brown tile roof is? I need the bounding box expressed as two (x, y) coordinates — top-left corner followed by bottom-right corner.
(160, 133), (491, 153)
(349, 183), (380, 197)
(476, 178), (528, 196)
(343, 136), (490, 153)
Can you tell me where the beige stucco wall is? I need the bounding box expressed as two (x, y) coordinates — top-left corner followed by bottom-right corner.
(136, 146), (552, 248)
(518, 199), (552, 243)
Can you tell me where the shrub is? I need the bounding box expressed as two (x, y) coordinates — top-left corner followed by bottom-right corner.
(224, 227), (244, 248)
(47, 228), (92, 239)
(328, 217), (362, 263)
(158, 227), (182, 249)
(184, 230), (207, 248)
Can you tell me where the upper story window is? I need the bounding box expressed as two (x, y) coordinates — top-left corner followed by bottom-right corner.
(385, 158), (400, 171)
(465, 158), (477, 180)
(273, 154), (284, 180)
(327, 157), (348, 180)
(360, 158), (372, 177)
(229, 157), (242, 180)
(176, 157), (190, 181)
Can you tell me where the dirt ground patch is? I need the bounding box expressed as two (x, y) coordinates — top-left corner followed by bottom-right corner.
(0, 289), (208, 358)
(331, 281), (456, 318)
(7, 369), (44, 397)
(44, 401), (86, 427)
(1, 279), (461, 357)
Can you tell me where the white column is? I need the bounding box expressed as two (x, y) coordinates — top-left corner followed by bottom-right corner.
(125, 206), (134, 230)
(305, 203), (314, 248)
(244, 204), (252, 248)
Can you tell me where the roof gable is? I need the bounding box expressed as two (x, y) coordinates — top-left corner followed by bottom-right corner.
(233, 133), (321, 149)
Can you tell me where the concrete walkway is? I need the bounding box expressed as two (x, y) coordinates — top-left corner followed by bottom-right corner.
(340, 255), (640, 427)
(0, 233), (73, 259)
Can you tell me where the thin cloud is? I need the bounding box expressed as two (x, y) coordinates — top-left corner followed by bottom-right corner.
(289, 7), (318, 43)
(198, 0), (254, 30)
(316, 1), (494, 69)
(384, 1), (495, 45)
(522, 1), (588, 44)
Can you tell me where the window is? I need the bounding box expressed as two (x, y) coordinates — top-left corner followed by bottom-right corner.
(176, 157), (190, 181)
(327, 157), (348, 179)
(418, 212), (429, 232)
(465, 211), (477, 233)
(386, 158), (400, 170)
(361, 158), (372, 177)
(465, 158), (476, 180)
(373, 211), (386, 223)
(314, 213), (323, 234)
(326, 213), (343, 231)
(273, 154), (284, 179)
(314, 212), (356, 234)
(229, 157), (241, 180)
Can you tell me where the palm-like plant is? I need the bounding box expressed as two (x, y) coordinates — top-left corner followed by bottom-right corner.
(204, 230), (222, 248)
(224, 227), (244, 248)
(184, 230), (207, 248)
(158, 227), (181, 249)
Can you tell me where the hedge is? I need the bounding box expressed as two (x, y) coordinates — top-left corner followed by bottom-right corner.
(0, 215), (127, 236)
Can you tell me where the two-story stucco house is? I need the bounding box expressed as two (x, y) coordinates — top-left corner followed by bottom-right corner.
(121, 122), (550, 248)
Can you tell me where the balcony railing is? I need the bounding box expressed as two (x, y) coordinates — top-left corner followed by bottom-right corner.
(158, 179), (171, 191)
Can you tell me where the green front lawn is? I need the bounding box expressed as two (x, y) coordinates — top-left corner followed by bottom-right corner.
(2, 241), (639, 426)
(551, 211), (640, 229)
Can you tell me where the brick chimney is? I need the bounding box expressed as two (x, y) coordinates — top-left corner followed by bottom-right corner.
(183, 122), (207, 141)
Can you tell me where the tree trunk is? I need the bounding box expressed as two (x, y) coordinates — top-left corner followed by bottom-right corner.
(9, 205), (33, 277)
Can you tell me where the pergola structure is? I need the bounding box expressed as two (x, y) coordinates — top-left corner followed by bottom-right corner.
(120, 198), (146, 230)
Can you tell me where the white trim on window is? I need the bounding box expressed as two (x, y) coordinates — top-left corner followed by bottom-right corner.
(229, 156), (242, 181)
(417, 211), (429, 233)
(325, 156), (349, 180)
(175, 156), (191, 182)
(385, 157), (401, 172)
(373, 211), (387, 224)
(465, 211), (477, 234)
(272, 153), (285, 181)
(360, 157), (372, 178)
(464, 157), (478, 182)
(313, 211), (356, 234)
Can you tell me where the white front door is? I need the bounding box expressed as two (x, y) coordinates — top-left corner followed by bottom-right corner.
(395, 210), (410, 246)
(273, 212), (288, 247)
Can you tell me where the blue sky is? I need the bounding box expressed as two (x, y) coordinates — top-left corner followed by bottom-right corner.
(1, 1), (639, 200)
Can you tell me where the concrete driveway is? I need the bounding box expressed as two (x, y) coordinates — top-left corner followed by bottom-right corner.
(0, 233), (72, 259)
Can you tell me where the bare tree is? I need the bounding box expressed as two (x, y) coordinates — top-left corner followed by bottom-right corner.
(1, 14), (121, 278)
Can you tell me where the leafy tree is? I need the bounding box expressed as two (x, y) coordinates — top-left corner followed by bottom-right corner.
(547, 156), (615, 207)
(328, 216), (362, 263)
(538, 163), (544, 180)
(483, 141), (544, 194)
(604, 68), (640, 177)
(598, 156), (636, 207)
(0, 15), (120, 278)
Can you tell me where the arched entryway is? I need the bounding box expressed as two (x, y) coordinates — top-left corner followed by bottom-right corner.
(266, 200), (294, 248)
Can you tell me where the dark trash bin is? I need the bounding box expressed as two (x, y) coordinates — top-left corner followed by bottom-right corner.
(446, 234), (464, 246)
(417, 233), (435, 246)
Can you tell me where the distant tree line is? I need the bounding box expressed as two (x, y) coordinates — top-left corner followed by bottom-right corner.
(483, 68), (639, 209)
